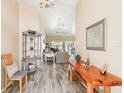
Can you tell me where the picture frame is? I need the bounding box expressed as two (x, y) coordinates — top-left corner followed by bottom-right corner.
(86, 18), (106, 51)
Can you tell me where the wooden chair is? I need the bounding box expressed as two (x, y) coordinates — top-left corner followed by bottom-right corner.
(1, 53), (28, 93)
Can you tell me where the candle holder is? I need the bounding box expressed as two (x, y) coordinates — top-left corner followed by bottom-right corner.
(100, 64), (108, 75)
(85, 58), (90, 66)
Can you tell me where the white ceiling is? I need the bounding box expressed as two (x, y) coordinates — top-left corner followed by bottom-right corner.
(18, 0), (79, 36)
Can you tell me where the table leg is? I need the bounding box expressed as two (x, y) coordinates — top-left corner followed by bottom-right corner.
(104, 86), (111, 93)
(45, 56), (47, 63)
(54, 56), (55, 63)
(4, 77), (8, 93)
(53, 56), (54, 63)
(25, 75), (28, 93)
(87, 83), (94, 93)
(19, 79), (22, 93)
(53, 56), (55, 68)
(70, 64), (73, 82)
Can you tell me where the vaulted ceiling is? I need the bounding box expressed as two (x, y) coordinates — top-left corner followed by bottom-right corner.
(18, 0), (79, 36)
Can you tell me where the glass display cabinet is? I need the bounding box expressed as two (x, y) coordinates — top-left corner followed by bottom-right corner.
(22, 30), (42, 69)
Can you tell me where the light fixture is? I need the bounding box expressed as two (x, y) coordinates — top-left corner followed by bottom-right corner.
(40, 0), (55, 8)
(56, 18), (68, 34)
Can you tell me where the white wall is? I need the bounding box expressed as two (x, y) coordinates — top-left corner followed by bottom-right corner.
(76, 0), (122, 93)
(1, 0), (19, 89)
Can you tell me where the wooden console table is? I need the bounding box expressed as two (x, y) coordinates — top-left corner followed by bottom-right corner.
(68, 60), (122, 93)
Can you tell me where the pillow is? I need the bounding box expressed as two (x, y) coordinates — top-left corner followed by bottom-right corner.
(5, 63), (18, 77)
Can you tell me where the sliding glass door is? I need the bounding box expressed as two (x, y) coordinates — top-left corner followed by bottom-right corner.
(51, 41), (76, 57)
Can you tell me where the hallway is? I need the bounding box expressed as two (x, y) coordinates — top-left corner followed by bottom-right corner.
(7, 63), (85, 93)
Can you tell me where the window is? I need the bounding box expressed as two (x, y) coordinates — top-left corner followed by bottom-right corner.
(51, 41), (76, 57)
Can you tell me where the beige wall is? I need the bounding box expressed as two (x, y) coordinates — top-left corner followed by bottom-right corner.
(19, 4), (44, 67)
(1, 0), (19, 89)
(47, 35), (75, 43)
(19, 4), (42, 32)
(76, 0), (122, 93)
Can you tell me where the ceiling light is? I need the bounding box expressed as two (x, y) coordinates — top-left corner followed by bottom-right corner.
(40, 0), (55, 8)
(56, 18), (68, 34)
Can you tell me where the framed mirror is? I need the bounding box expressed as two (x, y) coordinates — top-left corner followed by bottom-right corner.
(86, 18), (106, 51)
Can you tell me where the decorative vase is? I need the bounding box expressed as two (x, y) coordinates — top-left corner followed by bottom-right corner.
(75, 55), (81, 62)
(30, 46), (33, 51)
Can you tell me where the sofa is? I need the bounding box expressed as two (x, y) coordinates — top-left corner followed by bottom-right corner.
(55, 51), (69, 63)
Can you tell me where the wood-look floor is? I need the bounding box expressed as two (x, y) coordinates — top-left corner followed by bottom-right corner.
(7, 63), (86, 93)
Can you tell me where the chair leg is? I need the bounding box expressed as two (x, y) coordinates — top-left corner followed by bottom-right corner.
(25, 75), (28, 93)
(19, 79), (22, 93)
(4, 78), (8, 93)
(12, 81), (16, 87)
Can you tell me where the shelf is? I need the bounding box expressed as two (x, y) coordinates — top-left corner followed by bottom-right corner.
(22, 32), (42, 62)
(26, 42), (42, 43)
(25, 50), (41, 51)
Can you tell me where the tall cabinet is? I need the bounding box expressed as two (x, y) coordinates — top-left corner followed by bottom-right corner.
(22, 30), (42, 63)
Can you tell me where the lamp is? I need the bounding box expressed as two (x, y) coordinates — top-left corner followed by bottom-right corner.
(40, 0), (55, 8)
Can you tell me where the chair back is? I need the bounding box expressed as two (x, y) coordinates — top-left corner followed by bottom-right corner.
(1, 53), (13, 67)
(1, 53), (14, 78)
